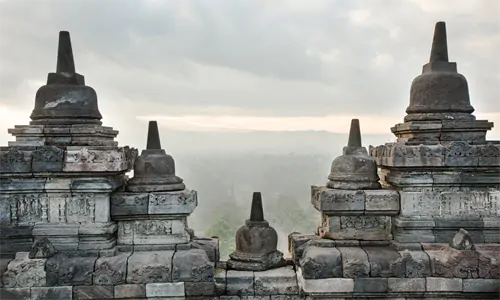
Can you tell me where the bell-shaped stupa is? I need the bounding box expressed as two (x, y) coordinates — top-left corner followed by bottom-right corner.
(126, 121), (185, 192)
(227, 192), (285, 271)
(30, 31), (102, 125)
(327, 119), (380, 190)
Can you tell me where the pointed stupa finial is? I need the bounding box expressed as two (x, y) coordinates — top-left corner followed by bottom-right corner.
(56, 31), (76, 74)
(347, 119), (362, 147)
(429, 22), (449, 63)
(250, 192), (264, 222)
(146, 121), (162, 150)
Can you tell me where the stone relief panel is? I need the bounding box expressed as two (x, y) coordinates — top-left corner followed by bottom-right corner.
(65, 193), (96, 223)
(400, 191), (500, 217)
(10, 194), (49, 224)
(0, 148), (31, 173)
(64, 147), (130, 172)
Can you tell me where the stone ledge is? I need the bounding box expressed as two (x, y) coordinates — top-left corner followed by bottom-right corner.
(288, 233), (499, 280)
(311, 186), (400, 216)
(0, 145), (137, 174)
(371, 141), (500, 168)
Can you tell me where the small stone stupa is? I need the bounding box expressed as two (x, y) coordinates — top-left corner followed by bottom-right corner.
(327, 119), (380, 190)
(313, 119), (398, 241)
(227, 192), (285, 271)
(126, 121), (185, 192)
(111, 121), (196, 249)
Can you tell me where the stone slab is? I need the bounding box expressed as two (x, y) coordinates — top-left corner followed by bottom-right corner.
(149, 190), (197, 216)
(297, 268), (353, 293)
(353, 277), (388, 293)
(146, 282), (185, 297)
(0, 287), (31, 300)
(114, 284), (146, 299)
(320, 215), (392, 240)
(31, 286), (73, 300)
(425, 277), (462, 292)
(185, 281), (216, 296)
(254, 266), (298, 295)
(73, 285), (113, 299)
(387, 278), (425, 292)
(226, 270), (254, 296)
(126, 251), (174, 284)
(462, 278), (500, 293)
(311, 186), (364, 214)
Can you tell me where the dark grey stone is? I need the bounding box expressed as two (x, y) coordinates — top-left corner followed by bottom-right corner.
(110, 193), (149, 218)
(228, 193), (285, 271)
(31, 146), (64, 172)
(0, 287), (30, 300)
(299, 246), (342, 279)
(46, 252), (97, 286)
(29, 237), (57, 259)
(93, 253), (129, 285)
(172, 249), (214, 282)
(30, 31), (102, 125)
(191, 237), (220, 262)
(73, 285), (113, 299)
(114, 284), (146, 299)
(0, 148), (31, 173)
(450, 228), (475, 250)
(326, 119), (381, 190)
(463, 279), (500, 293)
(353, 277), (388, 293)
(31, 286), (72, 300)
(126, 121), (185, 192)
(363, 246), (404, 278)
(185, 282), (216, 296)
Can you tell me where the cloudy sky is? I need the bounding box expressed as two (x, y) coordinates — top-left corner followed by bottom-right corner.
(0, 0), (499, 150)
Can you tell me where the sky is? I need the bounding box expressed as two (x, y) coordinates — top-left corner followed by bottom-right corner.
(0, 0), (499, 151)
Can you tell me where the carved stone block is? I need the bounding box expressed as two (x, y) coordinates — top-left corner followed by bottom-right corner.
(226, 270), (254, 296)
(397, 250), (431, 278)
(0, 287), (31, 299)
(338, 247), (370, 278)
(64, 147), (129, 172)
(364, 189), (400, 215)
(0, 148), (32, 173)
(311, 186), (364, 214)
(132, 219), (189, 245)
(110, 193), (148, 219)
(298, 246), (342, 279)
(93, 253), (130, 285)
(31, 146), (64, 172)
(191, 237), (220, 262)
(172, 249), (214, 282)
(253, 266), (298, 295)
(149, 190), (197, 216)
(2, 252), (46, 288)
(126, 251), (174, 284)
(387, 278), (425, 292)
(10, 193), (49, 225)
(424, 245), (477, 279)
(45, 252), (97, 286)
(320, 215), (392, 241)
(363, 247), (404, 278)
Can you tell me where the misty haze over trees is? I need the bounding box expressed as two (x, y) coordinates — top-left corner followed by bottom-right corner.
(150, 130), (396, 259)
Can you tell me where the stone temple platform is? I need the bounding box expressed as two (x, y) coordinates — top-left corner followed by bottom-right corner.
(1, 23), (499, 299)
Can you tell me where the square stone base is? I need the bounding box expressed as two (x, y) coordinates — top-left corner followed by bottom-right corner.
(319, 214), (392, 241)
(117, 219), (190, 245)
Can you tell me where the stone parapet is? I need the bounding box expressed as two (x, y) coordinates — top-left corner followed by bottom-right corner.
(311, 186), (399, 241)
(312, 186), (400, 215)
(7, 124), (120, 147)
(370, 141), (500, 169)
(111, 190), (198, 220)
(390, 120), (494, 144)
(0, 145), (137, 174)
(1, 247), (498, 299)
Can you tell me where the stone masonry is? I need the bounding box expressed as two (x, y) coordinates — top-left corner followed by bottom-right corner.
(1, 22), (499, 300)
